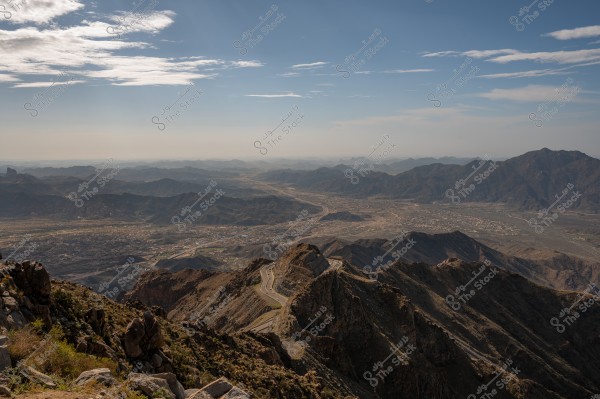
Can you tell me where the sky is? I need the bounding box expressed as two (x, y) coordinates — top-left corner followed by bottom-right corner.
(0, 0), (599, 162)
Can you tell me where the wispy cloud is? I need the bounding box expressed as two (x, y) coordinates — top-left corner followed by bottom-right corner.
(422, 47), (600, 65)
(278, 72), (301, 78)
(291, 61), (328, 69)
(383, 69), (434, 74)
(544, 25), (600, 40)
(245, 92), (302, 98)
(489, 49), (600, 64)
(12, 80), (86, 88)
(478, 85), (581, 102)
(230, 60), (264, 68)
(478, 68), (568, 79)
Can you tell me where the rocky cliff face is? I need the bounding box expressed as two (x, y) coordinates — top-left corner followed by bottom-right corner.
(0, 255), (52, 332)
(125, 243), (600, 399)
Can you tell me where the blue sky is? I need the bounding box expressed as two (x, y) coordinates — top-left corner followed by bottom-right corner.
(0, 0), (599, 161)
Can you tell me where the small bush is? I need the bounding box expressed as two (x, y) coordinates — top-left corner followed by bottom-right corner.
(7, 326), (43, 363)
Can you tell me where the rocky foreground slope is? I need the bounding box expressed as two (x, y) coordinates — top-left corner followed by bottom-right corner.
(127, 242), (600, 398)
(0, 253), (344, 399)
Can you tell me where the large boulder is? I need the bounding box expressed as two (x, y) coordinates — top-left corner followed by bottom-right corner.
(74, 368), (116, 387)
(151, 373), (185, 399)
(20, 366), (56, 388)
(191, 378), (251, 399)
(128, 373), (175, 399)
(122, 311), (164, 359)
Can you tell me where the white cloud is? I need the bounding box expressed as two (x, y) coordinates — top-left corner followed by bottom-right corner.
(0, 74), (19, 82)
(0, 10), (245, 86)
(12, 80), (86, 88)
(245, 92), (302, 98)
(421, 47), (600, 65)
(291, 61), (328, 69)
(489, 49), (600, 64)
(544, 25), (600, 40)
(230, 60), (263, 68)
(383, 69), (434, 74)
(421, 51), (461, 58)
(278, 72), (300, 78)
(3, 0), (84, 25)
(462, 49), (519, 58)
(478, 69), (568, 79)
(478, 84), (581, 102)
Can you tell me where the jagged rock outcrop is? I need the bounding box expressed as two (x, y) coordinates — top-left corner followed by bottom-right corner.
(0, 259), (52, 330)
(122, 311), (165, 359)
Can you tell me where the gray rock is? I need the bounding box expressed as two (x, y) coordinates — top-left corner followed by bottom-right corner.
(6, 311), (27, 329)
(0, 337), (7, 346)
(128, 373), (175, 399)
(151, 353), (163, 368)
(75, 368), (116, 387)
(20, 366), (56, 388)
(199, 377), (233, 397)
(151, 373), (185, 399)
(0, 345), (11, 372)
(0, 385), (11, 397)
(3, 298), (18, 312)
(222, 387), (251, 399)
(187, 392), (212, 399)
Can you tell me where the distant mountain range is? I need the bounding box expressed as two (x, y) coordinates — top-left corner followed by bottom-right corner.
(262, 148), (600, 211)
